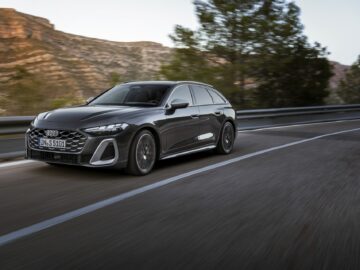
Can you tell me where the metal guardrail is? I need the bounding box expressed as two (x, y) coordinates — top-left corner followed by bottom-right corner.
(236, 104), (360, 130)
(1, 104), (360, 160)
(236, 104), (360, 118)
(0, 116), (35, 135)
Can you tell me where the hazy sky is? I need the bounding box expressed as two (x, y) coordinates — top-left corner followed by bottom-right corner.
(1, 0), (359, 65)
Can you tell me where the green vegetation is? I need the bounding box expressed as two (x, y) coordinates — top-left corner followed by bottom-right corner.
(3, 67), (49, 115)
(109, 72), (123, 86)
(0, 67), (83, 115)
(337, 56), (360, 103)
(160, 0), (332, 108)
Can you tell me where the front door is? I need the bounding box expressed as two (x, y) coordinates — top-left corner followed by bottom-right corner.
(162, 84), (201, 154)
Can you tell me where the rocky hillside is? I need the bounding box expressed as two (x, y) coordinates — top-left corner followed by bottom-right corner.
(0, 8), (171, 114)
(325, 61), (349, 104)
(329, 61), (349, 88)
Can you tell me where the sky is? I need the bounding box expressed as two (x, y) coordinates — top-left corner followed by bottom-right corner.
(0, 0), (359, 65)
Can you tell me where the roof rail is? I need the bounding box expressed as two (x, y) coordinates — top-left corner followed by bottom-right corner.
(176, 81), (213, 87)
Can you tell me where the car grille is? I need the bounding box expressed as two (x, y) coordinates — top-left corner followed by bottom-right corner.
(28, 128), (87, 153)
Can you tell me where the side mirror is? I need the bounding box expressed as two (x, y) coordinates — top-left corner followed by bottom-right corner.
(169, 99), (189, 111)
(86, 97), (94, 104)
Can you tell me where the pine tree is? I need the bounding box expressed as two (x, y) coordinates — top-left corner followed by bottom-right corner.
(252, 1), (332, 107)
(161, 0), (262, 105)
(160, 0), (332, 108)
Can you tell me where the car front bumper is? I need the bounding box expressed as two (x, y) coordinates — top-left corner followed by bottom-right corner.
(25, 128), (132, 169)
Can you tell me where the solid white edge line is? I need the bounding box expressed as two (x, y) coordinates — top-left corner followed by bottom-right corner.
(0, 160), (34, 168)
(0, 127), (360, 248)
(237, 118), (360, 133)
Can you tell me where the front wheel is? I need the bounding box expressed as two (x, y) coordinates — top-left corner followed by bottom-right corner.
(216, 122), (235, 154)
(126, 130), (157, 176)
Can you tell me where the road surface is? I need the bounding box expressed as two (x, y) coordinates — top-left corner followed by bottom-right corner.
(0, 120), (360, 269)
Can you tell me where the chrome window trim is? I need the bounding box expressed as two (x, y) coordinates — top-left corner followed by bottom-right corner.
(189, 84), (229, 106)
(207, 87), (229, 104)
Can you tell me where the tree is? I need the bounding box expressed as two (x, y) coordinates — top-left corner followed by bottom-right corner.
(161, 0), (262, 105)
(338, 56), (360, 103)
(160, 0), (332, 108)
(252, 1), (332, 107)
(109, 72), (123, 86)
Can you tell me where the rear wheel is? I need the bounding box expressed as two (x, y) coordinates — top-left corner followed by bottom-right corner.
(216, 122), (235, 154)
(126, 130), (157, 175)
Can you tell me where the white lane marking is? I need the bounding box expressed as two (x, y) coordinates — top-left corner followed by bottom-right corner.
(237, 118), (360, 133)
(0, 160), (34, 168)
(0, 127), (359, 247)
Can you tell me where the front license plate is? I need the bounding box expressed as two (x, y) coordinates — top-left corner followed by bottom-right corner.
(39, 138), (66, 149)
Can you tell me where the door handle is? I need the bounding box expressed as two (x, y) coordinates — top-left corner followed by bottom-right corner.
(214, 111), (222, 116)
(191, 114), (199, 119)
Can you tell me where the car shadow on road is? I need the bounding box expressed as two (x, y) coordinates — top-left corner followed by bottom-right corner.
(29, 146), (242, 182)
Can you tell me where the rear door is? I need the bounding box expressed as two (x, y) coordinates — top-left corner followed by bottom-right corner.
(162, 84), (201, 154)
(190, 84), (224, 146)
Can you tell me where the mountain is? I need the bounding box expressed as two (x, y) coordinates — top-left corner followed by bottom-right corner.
(0, 8), (171, 115)
(329, 61), (349, 88)
(325, 61), (350, 104)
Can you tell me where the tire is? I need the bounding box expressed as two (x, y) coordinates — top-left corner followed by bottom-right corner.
(216, 121), (235, 154)
(126, 130), (157, 175)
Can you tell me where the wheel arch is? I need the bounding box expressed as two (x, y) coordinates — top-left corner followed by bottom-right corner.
(130, 124), (162, 161)
(216, 118), (237, 144)
(225, 118), (237, 137)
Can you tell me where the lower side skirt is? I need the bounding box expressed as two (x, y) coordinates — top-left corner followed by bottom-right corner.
(161, 145), (216, 160)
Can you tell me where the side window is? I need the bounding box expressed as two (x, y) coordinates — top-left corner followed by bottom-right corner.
(207, 88), (226, 104)
(192, 85), (213, 105)
(169, 85), (193, 106)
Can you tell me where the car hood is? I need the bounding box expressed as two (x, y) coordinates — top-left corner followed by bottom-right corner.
(34, 105), (158, 129)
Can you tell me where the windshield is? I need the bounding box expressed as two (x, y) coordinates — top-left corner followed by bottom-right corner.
(89, 84), (171, 106)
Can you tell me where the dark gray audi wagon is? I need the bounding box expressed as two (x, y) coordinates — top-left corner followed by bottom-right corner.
(26, 81), (237, 175)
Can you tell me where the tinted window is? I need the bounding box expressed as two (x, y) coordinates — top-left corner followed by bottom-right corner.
(169, 85), (193, 105)
(90, 84), (170, 106)
(192, 85), (213, 105)
(208, 88), (226, 104)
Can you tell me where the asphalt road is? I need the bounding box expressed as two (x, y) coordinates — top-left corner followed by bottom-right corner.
(0, 120), (360, 269)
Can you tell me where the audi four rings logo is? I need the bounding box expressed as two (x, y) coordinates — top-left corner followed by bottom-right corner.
(45, 130), (59, 137)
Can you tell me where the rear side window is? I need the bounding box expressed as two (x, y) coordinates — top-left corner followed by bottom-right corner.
(192, 85), (213, 105)
(208, 88), (226, 104)
(169, 85), (193, 105)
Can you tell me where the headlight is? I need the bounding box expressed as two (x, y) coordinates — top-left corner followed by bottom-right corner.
(83, 123), (129, 135)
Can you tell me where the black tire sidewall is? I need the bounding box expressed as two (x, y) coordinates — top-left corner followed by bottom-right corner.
(217, 122), (234, 154)
(127, 130), (156, 175)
